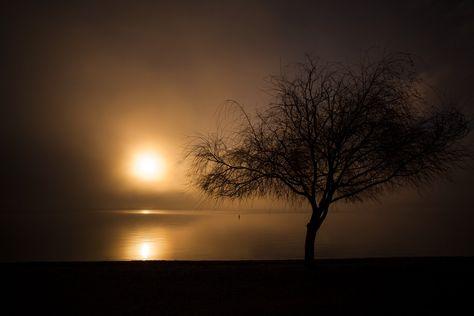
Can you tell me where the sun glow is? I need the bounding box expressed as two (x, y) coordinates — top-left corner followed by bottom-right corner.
(139, 242), (152, 259)
(133, 239), (166, 260)
(131, 151), (165, 181)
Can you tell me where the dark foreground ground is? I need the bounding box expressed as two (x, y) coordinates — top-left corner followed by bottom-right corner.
(2, 257), (473, 315)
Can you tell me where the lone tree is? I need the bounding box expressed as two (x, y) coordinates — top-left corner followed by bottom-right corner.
(188, 53), (470, 264)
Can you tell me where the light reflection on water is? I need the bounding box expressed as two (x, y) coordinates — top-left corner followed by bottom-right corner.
(113, 210), (308, 261)
(0, 208), (473, 261)
(121, 225), (169, 260)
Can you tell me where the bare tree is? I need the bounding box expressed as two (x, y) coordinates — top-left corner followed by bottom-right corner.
(187, 53), (470, 264)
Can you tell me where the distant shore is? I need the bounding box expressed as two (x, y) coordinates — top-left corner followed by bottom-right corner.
(2, 257), (473, 315)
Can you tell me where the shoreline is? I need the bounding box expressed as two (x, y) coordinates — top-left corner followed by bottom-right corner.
(3, 257), (473, 315)
(2, 255), (473, 264)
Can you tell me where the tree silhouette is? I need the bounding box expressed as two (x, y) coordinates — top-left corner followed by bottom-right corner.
(187, 53), (470, 264)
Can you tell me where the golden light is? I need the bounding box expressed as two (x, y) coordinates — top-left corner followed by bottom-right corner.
(131, 151), (165, 181)
(120, 227), (170, 260)
(139, 242), (153, 259)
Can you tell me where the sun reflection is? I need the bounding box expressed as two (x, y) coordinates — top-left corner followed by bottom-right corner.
(139, 242), (153, 259)
(122, 230), (168, 260)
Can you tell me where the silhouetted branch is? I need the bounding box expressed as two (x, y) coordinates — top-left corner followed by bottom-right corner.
(187, 52), (470, 211)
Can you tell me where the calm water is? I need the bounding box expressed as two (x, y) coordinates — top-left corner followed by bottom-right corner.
(0, 209), (473, 261)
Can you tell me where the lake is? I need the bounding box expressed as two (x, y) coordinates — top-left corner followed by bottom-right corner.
(1, 209), (473, 261)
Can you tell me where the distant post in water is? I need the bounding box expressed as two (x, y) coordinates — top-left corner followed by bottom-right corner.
(187, 53), (470, 265)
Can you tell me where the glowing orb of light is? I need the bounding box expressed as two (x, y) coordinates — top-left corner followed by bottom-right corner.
(131, 151), (165, 181)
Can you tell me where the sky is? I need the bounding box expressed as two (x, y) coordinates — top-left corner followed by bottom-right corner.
(1, 0), (473, 212)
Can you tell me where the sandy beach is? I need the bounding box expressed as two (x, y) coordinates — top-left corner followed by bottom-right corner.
(2, 257), (473, 315)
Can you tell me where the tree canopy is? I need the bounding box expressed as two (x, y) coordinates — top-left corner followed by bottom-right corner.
(187, 53), (470, 262)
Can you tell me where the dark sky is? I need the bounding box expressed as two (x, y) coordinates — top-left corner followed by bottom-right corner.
(1, 0), (473, 212)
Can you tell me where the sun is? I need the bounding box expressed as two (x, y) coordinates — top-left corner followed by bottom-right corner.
(132, 151), (165, 181)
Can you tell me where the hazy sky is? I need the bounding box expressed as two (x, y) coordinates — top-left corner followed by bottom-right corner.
(2, 0), (473, 211)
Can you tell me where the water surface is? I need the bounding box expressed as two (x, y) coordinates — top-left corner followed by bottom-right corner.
(1, 209), (472, 261)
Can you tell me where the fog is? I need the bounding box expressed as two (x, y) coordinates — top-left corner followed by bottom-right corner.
(2, 0), (473, 212)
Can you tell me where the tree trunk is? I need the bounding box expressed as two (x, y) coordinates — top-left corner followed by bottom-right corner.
(304, 207), (327, 266)
(304, 222), (318, 265)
